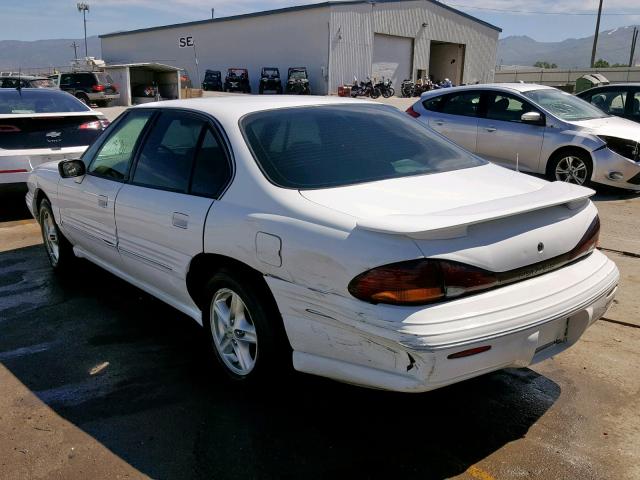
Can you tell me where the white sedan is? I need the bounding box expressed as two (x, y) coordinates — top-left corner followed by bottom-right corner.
(26, 96), (619, 392)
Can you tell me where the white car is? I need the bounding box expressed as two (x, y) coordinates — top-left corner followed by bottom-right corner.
(408, 84), (640, 191)
(1, 88), (108, 190)
(26, 96), (619, 392)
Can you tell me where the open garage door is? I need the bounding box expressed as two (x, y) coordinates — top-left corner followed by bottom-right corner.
(372, 34), (413, 89)
(429, 42), (465, 85)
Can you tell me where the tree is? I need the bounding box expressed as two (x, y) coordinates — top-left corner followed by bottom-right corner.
(534, 61), (558, 69)
(593, 58), (610, 68)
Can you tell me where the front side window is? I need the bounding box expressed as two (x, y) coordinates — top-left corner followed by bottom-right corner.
(588, 89), (628, 115)
(132, 111), (206, 192)
(486, 93), (537, 123)
(241, 104), (485, 189)
(440, 92), (481, 117)
(523, 88), (608, 121)
(88, 110), (153, 180)
(632, 91), (640, 120)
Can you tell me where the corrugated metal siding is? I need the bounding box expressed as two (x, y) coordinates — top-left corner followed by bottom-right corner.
(329, 0), (498, 92)
(101, 8), (331, 94)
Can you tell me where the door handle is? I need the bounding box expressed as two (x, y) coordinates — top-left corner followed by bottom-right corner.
(434, 120), (445, 126)
(98, 195), (108, 208)
(485, 127), (497, 132)
(172, 212), (189, 229)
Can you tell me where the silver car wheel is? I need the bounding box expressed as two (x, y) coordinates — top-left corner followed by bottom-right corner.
(555, 156), (588, 185)
(42, 210), (60, 264)
(210, 288), (258, 376)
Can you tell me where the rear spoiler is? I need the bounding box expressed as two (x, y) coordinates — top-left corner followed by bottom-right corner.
(356, 182), (595, 240)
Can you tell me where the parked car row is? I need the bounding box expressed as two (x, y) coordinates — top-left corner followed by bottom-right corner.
(202, 67), (310, 94)
(406, 83), (640, 191)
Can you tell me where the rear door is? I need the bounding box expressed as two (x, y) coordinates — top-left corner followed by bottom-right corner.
(115, 110), (232, 307)
(423, 91), (481, 152)
(58, 109), (154, 267)
(475, 91), (545, 172)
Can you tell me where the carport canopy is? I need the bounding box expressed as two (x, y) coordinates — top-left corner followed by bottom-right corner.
(104, 62), (181, 106)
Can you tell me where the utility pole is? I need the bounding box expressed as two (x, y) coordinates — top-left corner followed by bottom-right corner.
(590, 0), (603, 68)
(211, 8), (215, 19)
(77, 3), (90, 58)
(71, 41), (79, 60)
(630, 27), (639, 67)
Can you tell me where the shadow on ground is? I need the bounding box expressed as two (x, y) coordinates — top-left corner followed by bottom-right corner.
(0, 245), (561, 479)
(0, 190), (31, 222)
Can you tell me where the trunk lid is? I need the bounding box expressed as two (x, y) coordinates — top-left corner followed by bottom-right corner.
(0, 113), (103, 150)
(300, 164), (597, 272)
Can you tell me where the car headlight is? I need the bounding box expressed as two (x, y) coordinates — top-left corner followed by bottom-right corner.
(598, 136), (640, 162)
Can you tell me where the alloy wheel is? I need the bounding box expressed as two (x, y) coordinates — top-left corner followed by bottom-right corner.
(210, 288), (258, 376)
(555, 156), (588, 185)
(42, 210), (59, 264)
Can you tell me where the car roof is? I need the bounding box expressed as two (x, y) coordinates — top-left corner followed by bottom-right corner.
(579, 83), (640, 93)
(131, 95), (376, 123)
(422, 83), (555, 97)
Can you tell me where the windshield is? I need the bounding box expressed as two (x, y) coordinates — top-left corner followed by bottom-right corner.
(289, 70), (307, 80)
(229, 69), (246, 77)
(523, 89), (609, 121)
(205, 72), (220, 79)
(263, 69), (279, 77)
(0, 89), (90, 114)
(241, 104), (485, 189)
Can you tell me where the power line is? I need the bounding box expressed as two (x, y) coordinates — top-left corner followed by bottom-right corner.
(447, 4), (637, 15)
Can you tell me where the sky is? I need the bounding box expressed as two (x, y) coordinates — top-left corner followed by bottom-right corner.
(1, 0), (640, 42)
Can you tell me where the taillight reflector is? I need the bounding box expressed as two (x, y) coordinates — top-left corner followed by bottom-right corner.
(0, 169), (29, 174)
(92, 84), (105, 92)
(0, 125), (21, 132)
(79, 120), (102, 130)
(406, 105), (421, 118)
(447, 346), (492, 359)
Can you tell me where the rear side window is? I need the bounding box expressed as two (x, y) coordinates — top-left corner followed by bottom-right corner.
(191, 128), (231, 198)
(132, 111), (206, 192)
(440, 92), (481, 117)
(88, 110), (153, 180)
(422, 95), (445, 112)
(241, 104), (485, 189)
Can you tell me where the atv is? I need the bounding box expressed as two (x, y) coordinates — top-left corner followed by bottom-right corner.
(285, 67), (310, 95)
(224, 68), (251, 93)
(202, 69), (222, 91)
(259, 67), (282, 94)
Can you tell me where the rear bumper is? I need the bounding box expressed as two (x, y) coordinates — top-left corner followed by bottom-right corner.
(267, 250), (619, 392)
(0, 147), (87, 185)
(592, 147), (640, 191)
(87, 92), (120, 101)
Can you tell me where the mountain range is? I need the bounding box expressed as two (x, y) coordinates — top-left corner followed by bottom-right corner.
(0, 25), (638, 72)
(498, 25), (639, 68)
(0, 36), (101, 72)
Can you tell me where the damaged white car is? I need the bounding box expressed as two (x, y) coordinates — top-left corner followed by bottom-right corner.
(26, 96), (619, 392)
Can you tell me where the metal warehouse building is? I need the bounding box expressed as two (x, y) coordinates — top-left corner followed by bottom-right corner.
(100, 0), (500, 95)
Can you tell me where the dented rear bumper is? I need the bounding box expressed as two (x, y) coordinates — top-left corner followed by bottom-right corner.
(267, 250), (619, 392)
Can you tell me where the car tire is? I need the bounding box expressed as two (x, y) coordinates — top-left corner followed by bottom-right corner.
(547, 149), (593, 186)
(277, 87), (283, 95)
(202, 268), (290, 385)
(75, 93), (90, 106)
(259, 86), (264, 95)
(38, 198), (74, 272)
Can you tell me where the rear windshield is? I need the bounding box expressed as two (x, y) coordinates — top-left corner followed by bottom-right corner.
(241, 104), (485, 189)
(0, 89), (90, 114)
(96, 73), (114, 84)
(289, 70), (307, 80)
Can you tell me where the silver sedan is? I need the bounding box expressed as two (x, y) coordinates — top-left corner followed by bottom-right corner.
(407, 83), (640, 191)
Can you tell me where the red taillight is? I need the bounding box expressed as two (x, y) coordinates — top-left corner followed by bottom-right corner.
(0, 125), (21, 132)
(348, 216), (601, 306)
(406, 105), (421, 118)
(79, 117), (109, 130)
(92, 84), (105, 92)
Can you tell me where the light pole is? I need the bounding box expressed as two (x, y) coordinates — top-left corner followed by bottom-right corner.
(77, 3), (90, 58)
(590, 0), (603, 68)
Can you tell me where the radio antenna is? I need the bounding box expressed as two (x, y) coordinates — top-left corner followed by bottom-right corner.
(516, 153), (520, 172)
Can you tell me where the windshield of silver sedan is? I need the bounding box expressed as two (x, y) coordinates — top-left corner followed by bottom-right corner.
(523, 89), (609, 121)
(241, 104), (486, 189)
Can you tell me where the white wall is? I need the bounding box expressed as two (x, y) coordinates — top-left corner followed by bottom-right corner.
(102, 7), (331, 94)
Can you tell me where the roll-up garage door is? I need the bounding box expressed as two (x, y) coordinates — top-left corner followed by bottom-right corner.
(372, 34), (413, 88)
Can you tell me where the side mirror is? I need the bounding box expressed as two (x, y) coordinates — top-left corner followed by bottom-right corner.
(521, 111), (544, 125)
(58, 159), (86, 178)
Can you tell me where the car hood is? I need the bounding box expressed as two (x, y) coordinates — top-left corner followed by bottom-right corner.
(570, 115), (640, 142)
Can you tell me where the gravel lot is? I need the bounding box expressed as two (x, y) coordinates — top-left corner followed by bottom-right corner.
(1, 94), (639, 480)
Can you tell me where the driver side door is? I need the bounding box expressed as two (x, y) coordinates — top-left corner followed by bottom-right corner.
(57, 110), (154, 267)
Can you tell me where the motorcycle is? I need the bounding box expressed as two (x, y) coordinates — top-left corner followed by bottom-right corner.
(350, 77), (381, 99)
(374, 78), (395, 98)
(401, 79), (415, 98)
